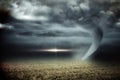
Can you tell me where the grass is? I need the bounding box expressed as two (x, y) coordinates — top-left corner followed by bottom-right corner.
(1, 61), (120, 80)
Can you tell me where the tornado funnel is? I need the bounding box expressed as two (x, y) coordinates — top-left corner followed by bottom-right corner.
(82, 27), (103, 60)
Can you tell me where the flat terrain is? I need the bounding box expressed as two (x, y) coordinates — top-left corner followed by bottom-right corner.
(1, 61), (120, 80)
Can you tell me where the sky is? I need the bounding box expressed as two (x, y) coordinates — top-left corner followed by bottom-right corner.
(0, 0), (120, 61)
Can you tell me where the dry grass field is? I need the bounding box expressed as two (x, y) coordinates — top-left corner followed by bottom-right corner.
(1, 61), (120, 80)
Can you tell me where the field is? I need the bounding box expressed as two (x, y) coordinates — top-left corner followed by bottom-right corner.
(1, 61), (120, 80)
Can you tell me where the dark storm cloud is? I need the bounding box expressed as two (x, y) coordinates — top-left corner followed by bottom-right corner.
(1, 22), (90, 37)
(0, 22), (92, 52)
(1, 0), (119, 33)
(6, 0), (119, 39)
(0, 0), (120, 60)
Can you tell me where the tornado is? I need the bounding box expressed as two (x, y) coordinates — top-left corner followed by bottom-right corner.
(82, 27), (103, 60)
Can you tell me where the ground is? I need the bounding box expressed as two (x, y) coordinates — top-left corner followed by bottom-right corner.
(0, 60), (120, 80)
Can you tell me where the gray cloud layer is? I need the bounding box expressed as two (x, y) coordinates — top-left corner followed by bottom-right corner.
(0, 0), (120, 60)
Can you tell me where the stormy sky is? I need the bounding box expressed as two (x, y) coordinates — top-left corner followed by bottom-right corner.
(0, 0), (120, 61)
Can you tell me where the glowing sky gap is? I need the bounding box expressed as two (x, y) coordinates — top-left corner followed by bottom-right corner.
(36, 48), (73, 52)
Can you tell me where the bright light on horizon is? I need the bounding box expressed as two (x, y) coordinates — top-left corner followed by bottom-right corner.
(37, 48), (73, 52)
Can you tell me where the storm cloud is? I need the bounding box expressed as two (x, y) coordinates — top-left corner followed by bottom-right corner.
(0, 0), (120, 60)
